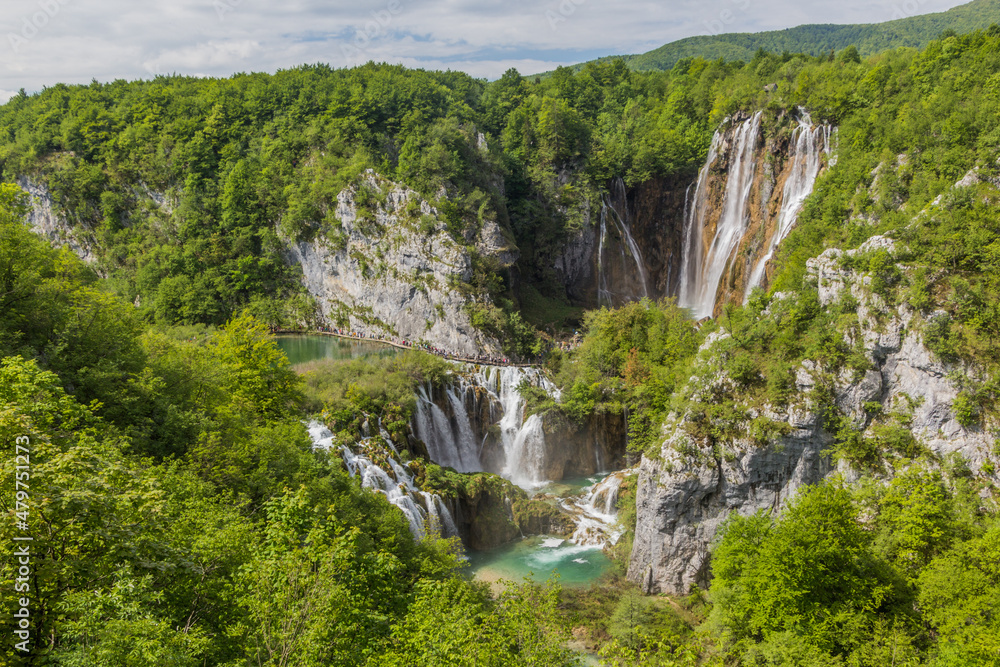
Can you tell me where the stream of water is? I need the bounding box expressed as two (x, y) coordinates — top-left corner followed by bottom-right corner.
(291, 334), (624, 589)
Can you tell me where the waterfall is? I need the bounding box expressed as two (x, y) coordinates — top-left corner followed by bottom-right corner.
(307, 420), (458, 540)
(678, 112), (762, 319)
(561, 472), (628, 548)
(470, 366), (561, 489)
(502, 413), (547, 489)
(744, 109), (831, 298)
(410, 366), (562, 490)
(597, 206), (611, 306)
(677, 135), (718, 310)
(412, 383), (482, 473)
(596, 178), (649, 306)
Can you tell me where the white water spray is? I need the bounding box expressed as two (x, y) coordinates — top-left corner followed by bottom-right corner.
(308, 421), (459, 540)
(744, 110), (831, 298)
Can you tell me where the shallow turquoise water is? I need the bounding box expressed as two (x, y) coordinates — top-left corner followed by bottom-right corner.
(465, 535), (613, 587)
(532, 472), (611, 499)
(275, 334), (401, 365)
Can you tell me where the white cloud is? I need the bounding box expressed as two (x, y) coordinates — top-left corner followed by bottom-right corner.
(0, 0), (973, 94)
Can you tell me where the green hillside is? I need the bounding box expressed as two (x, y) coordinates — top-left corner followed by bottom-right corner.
(582, 0), (1000, 71)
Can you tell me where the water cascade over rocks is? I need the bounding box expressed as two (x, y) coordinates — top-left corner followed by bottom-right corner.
(409, 365), (634, 565)
(744, 110), (832, 298)
(560, 471), (629, 548)
(413, 382), (482, 473)
(411, 366), (566, 487)
(678, 111), (763, 318)
(307, 421), (459, 540)
(596, 177), (651, 307)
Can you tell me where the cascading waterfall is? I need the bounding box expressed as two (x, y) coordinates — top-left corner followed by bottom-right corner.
(744, 109), (832, 298)
(412, 383), (482, 473)
(307, 421), (458, 540)
(678, 111), (763, 319)
(410, 366), (562, 490)
(561, 472), (628, 548)
(596, 177), (649, 306)
(478, 366), (561, 489)
(503, 414), (547, 489)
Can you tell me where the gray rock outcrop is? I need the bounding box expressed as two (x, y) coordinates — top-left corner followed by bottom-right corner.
(628, 236), (999, 595)
(284, 171), (516, 355)
(18, 177), (99, 265)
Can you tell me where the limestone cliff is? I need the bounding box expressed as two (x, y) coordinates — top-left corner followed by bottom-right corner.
(284, 170), (515, 356)
(16, 170), (515, 355)
(19, 177), (100, 266)
(627, 235), (1000, 595)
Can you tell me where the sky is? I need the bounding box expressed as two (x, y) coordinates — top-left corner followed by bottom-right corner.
(0, 0), (971, 102)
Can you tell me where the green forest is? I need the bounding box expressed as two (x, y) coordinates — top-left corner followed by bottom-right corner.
(1, 9), (1000, 667)
(577, 0), (1000, 72)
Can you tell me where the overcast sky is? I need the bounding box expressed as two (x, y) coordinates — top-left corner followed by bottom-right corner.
(0, 0), (970, 102)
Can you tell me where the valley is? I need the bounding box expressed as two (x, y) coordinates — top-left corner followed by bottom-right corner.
(2, 6), (1000, 665)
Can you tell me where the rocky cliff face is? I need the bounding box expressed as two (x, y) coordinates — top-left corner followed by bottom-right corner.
(284, 170), (516, 355)
(17, 170), (514, 355)
(628, 235), (1000, 595)
(18, 177), (100, 266)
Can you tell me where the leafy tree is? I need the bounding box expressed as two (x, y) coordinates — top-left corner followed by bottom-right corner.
(212, 312), (302, 421)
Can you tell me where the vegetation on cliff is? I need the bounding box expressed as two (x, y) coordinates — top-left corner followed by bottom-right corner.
(7, 15), (1000, 667)
(0, 186), (579, 666)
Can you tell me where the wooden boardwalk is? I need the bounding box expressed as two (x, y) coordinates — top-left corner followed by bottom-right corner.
(272, 329), (541, 368)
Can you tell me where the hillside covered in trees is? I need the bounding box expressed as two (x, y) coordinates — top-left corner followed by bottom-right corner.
(565, 0), (1000, 72)
(1, 16), (1000, 667)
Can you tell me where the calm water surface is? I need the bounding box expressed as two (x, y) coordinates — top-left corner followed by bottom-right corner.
(275, 334), (401, 365)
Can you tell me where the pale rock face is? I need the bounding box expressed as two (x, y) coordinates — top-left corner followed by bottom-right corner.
(628, 333), (834, 595)
(628, 236), (999, 595)
(553, 223), (596, 293)
(284, 172), (516, 356)
(18, 177), (99, 265)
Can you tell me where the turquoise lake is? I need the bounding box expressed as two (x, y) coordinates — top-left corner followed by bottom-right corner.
(275, 334), (401, 366)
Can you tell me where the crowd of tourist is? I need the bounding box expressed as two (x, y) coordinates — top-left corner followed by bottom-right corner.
(312, 326), (519, 365)
(274, 326), (582, 366)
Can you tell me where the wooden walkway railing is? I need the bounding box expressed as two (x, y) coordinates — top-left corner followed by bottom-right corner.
(272, 329), (542, 368)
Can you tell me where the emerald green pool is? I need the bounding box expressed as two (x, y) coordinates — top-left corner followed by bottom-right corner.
(465, 536), (613, 588)
(275, 334), (401, 366)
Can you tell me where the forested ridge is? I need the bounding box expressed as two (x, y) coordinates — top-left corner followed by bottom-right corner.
(564, 0), (1000, 73)
(1, 19), (1000, 667)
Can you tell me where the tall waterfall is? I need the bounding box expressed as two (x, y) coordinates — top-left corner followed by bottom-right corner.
(597, 209), (611, 305)
(678, 111), (763, 319)
(744, 110), (832, 298)
(308, 421), (458, 540)
(411, 366), (562, 490)
(596, 177), (649, 306)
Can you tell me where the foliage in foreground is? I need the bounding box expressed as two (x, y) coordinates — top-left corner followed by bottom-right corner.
(708, 474), (998, 666)
(0, 189), (577, 667)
